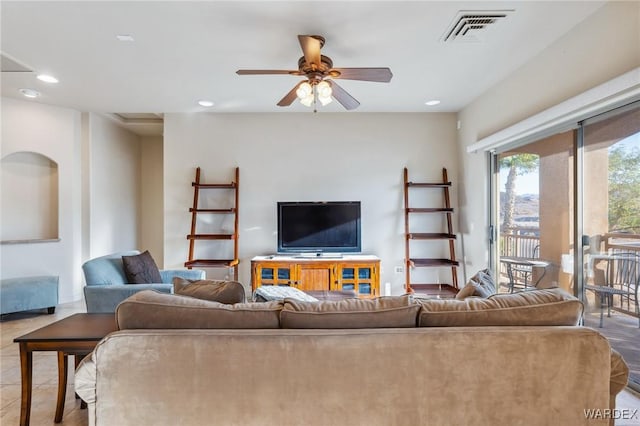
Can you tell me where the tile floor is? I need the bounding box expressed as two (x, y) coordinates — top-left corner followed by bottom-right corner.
(1, 301), (88, 426)
(1, 300), (639, 425)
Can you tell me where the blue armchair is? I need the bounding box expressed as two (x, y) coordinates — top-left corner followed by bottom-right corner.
(82, 250), (205, 313)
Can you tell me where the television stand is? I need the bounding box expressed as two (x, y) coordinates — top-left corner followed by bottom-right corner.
(251, 254), (380, 297)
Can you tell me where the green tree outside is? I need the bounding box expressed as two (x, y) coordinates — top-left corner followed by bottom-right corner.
(499, 153), (539, 230)
(609, 144), (640, 233)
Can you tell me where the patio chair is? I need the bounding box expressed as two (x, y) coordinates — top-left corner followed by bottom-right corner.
(503, 245), (542, 293)
(586, 252), (639, 328)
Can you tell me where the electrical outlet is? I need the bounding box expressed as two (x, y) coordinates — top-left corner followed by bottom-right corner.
(394, 266), (403, 274)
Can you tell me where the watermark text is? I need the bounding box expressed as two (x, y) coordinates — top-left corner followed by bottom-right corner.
(584, 408), (638, 420)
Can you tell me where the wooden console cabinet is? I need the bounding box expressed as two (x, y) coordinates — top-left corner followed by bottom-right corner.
(251, 255), (380, 297)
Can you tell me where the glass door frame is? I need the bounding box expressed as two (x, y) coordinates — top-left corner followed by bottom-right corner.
(574, 124), (585, 302)
(488, 152), (499, 277)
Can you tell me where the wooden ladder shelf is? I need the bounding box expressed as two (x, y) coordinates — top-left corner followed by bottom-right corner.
(403, 167), (459, 298)
(185, 167), (240, 280)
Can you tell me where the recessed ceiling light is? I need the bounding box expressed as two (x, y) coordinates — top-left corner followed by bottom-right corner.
(425, 100), (441, 106)
(198, 100), (214, 107)
(19, 88), (40, 98)
(116, 34), (135, 42)
(36, 74), (59, 84)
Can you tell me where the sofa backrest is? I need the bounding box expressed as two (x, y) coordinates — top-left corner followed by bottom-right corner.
(116, 287), (583, 330)
(82, 251), (141, 286)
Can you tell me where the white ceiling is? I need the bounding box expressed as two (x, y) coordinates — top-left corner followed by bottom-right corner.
(1, 1), (605, 119)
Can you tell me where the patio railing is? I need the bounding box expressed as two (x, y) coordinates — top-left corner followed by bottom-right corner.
(498, 227), (540, 291)
(603, 232), (640, 254)
(500, 227), (540, 258)
(602, 232), (640, 317)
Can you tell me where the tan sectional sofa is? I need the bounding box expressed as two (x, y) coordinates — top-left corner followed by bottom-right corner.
(75, 288), (629, 426)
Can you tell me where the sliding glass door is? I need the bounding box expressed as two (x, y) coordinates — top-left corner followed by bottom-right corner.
(581, 103), (640, 389)
(494, 129), (576, 295)
(491, 101), (640, 389)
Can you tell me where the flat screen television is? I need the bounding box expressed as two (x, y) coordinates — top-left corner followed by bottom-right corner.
(277, 201), (361, 254)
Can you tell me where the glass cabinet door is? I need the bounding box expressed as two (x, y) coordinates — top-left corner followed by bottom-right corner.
(258, 263), (294, 286)
(338, 264), (376, 296)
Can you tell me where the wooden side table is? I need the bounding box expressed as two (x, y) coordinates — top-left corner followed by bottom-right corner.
(13, 313), (116, 426)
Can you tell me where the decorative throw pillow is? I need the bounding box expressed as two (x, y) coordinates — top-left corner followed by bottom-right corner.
(122, 250), (162, 284)
(472, 268), (496, 296)
(455, 268), (496, 299)
(173, 277), (246, 304)
(454, 283), (478, 300)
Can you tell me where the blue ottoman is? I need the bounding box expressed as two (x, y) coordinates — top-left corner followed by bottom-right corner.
(1, 276), (59, 315)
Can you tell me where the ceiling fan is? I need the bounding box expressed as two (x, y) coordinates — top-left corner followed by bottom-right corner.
(236, 35), (393, 111)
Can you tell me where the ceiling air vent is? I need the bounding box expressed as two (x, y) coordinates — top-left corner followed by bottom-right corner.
(442, 10), (513, 43)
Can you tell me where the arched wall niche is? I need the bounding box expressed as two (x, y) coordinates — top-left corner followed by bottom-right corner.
(1, 151), (60, 243)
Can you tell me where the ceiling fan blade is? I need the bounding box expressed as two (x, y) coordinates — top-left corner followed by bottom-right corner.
(277, 81), (305, 107)
(327, 80), (360, 111)
(332, 68), (393, 83)
(236, 69), (301, 75)
(298, 35), (321, 66)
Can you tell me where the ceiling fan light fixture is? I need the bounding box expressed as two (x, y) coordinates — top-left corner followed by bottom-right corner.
(237, 35), (391, 110)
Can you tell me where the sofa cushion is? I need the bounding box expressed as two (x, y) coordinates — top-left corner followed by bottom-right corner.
(173, 277), (246, 304)
(281, 295), (420, 329)
(254, 285), (319, 302)
(417, 288), (583, 327)
(116, 290), (282, 329)
(121, 251), (162, 284)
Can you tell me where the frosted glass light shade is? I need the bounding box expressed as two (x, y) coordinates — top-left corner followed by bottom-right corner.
(300, 94), (314, 107)
(318, 95), (332, 106)
(317, 81), (332, 98)
(296, 82), (312, 99)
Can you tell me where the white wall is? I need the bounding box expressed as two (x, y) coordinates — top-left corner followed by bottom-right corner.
(164, 112), (458, 294)
(1, 98), (83, 303)
(457, 1), (640, 276)
(140, 135), (164, 266)
(87, 113), (141, 258)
